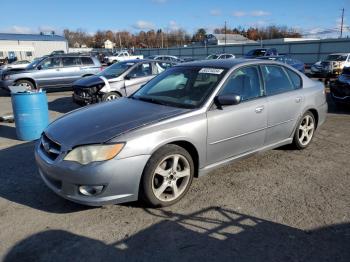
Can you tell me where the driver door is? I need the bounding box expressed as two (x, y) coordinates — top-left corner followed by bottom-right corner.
(206, 65), (267, 165)
(124, 62), (156, 95)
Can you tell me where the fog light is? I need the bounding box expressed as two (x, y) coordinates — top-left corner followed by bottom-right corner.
(79, 185), (104, 196)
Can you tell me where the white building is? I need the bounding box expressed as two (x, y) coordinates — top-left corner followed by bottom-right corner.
(103, 40), (115, 49)
(0, 33), (68, 61)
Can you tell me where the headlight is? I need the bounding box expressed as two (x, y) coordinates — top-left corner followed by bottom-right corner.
(4, 75), (10, 80)
(64, 143), (124, 165)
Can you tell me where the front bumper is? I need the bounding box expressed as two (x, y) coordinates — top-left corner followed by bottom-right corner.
(0, 79), (15, 90)
(35, 142), (150, 206)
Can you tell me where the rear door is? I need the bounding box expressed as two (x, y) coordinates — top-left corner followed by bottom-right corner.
(261, 65), (304, 145)
(59, 56), (83, 85)
(207, 65), (267, 164)
(124, 62), (156, 95)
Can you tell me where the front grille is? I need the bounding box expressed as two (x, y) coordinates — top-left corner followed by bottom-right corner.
(40, 133), (61, 161)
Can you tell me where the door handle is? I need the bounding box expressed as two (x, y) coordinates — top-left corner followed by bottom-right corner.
(255, 106), (264, 113)
(295, 97), (302, 103)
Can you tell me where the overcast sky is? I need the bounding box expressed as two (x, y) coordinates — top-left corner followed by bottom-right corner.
(1, 0), (349, 37)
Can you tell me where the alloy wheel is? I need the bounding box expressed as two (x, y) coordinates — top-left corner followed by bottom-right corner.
(151, 154), (191, 202)
(298, 115), (315, 146)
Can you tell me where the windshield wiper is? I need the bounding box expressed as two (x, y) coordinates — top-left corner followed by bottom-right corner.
(134, 96), (168, 106)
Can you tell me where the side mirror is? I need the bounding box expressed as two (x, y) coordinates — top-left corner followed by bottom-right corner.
(37, 65), (42, 70)
(124, 75), (131, 80)
(215, 94), (241, 107)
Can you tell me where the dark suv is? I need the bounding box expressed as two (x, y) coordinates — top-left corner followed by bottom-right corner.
(0, 54), (102, 91)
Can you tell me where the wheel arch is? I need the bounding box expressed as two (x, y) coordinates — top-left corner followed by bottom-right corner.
(15, 78), (37, 88)
(149, 139), (201, 178)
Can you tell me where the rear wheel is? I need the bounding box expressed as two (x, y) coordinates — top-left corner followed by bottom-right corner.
(15, 80), (35, 91)
(102, 92), (121, 102)
(293, 111), (315, 149)
(140, 144), (194, 207)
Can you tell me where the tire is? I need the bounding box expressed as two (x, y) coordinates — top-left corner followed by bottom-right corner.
(292, 111), (316, 150)
(15, 80), (35, 91)
(102, 92), (121, 102)
(140, 144), (194, 207)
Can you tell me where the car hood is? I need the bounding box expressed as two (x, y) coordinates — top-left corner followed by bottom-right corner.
(45, 98), (190, 149)
(73, 75), (105, 88)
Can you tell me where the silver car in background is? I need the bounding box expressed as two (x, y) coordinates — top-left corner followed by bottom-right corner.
(72, 59), (175, 105)
(35, 59), (327, 207)
(0, 54), (101, 91)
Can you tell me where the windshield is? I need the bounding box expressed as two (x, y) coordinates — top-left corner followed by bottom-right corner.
(206, 54), (218, 60)
(132, 66), (227, 109)
(25, 57), (45, 70)
(326, 55), (347, 61)
(98, 61), (135, 79)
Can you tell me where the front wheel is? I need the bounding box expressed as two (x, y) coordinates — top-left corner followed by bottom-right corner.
(102, 92), (121, 102)
(140, 144), (194, 207)
(293, 111), (316, 149)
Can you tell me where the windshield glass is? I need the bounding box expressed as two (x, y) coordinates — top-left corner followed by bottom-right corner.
(326, 55), (347, 61)
(98, 61), (135, 79)
(25, 57), (45, 70)
(132, 66), (227, 109)
(206, 54), (218, 60)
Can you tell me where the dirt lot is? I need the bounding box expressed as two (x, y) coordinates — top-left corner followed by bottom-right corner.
(0, 89), (349, 262)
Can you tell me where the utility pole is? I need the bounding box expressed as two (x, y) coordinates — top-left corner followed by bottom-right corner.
(161, 30), (164, 48)
(340, 8), (345, 38)
(118, 33), (122, 50)
(224, 21), (227, 45)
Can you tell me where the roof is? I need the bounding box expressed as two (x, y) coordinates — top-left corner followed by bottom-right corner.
(0, 33), (66, 42)
(177, 58), (263, 69)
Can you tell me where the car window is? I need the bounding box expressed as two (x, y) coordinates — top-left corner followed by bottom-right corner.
(128, 63), (153, 78)
(81, 57), (94, 65)
(155, 62), (173, 73)
(40, 57), (61, 69)
(62, 57), (81, 67)
(285, 68), (302, 89)
(261, 65), (295, 96)
(220, 66), (263, 101)
(133, 67), (227, 108)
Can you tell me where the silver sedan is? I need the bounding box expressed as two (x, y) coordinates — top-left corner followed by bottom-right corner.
(35, 59), (328, 207)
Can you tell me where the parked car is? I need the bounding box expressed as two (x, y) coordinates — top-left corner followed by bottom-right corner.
(206, 53), (235, 60)
(104, 51), (143, 65)
(330, 67), (350, 105)
(148, 55), (183, 63)
(0, 54), (102, 91)
(0, 60), (31, 70)
(73, 59), (175, 105)
(35, 59), (327, 207)
(245, 48), (278, 58)
(257, 55), (305, 73)
(310, 53), (350, 77)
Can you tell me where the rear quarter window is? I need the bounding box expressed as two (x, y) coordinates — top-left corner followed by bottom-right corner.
(285, 68), (302, 89)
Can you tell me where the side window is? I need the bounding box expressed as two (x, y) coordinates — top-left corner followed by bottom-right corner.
(286, 68), (302, 89)
(40, 58), (61, 69)
(155, 62), (172, 73)
(62, 57), (81, 67)
(128, 63), (152, 78)
(261, 65), (295, 96)
(81, 57), (94, 65)
(220, 66), (262, 101)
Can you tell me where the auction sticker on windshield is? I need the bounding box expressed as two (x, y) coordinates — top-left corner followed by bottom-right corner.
(199, 68), (224, 74)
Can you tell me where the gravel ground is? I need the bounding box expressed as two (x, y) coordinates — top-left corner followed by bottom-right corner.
(0, 89), (349, 262)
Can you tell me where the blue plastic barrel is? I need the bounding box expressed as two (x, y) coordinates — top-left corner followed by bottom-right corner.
(11, 91), (49, 141)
